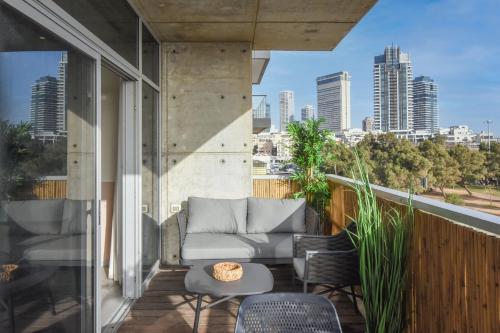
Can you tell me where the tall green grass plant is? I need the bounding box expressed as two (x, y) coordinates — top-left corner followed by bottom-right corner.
(349, 153), (413, 333)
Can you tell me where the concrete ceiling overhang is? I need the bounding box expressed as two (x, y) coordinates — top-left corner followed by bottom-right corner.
(131, 0), (377, 51)
(252, 50), (270, 84)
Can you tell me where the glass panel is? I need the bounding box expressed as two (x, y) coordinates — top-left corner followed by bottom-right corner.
(100, 67), (125, 326)
(141, 82), (159, 281)
(0, 3), (95, 332)
(142, 24), (159, 84)
(53, 0), (138, 67)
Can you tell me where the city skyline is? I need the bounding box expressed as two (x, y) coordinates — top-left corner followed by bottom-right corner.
(252, 0), (500, 134)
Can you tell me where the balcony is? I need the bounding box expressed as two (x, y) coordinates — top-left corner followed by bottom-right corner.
(116, 175), (500, 332)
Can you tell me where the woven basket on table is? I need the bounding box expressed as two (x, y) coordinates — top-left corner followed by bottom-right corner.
(212, 262), (243, 282)
(0, 264), (18, 282)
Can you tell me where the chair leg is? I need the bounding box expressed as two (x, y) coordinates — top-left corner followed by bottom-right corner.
(350, 285), (359, 313)
(303, 281), (308, 293)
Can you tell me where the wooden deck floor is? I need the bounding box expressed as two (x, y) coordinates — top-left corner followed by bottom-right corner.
(119, 265), (365, 333)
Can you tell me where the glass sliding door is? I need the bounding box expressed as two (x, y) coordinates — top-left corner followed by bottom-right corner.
(141, 83), (159, 281)
(0, 3), (96, 332)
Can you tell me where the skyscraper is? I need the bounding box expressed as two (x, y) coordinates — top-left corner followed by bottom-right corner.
(362, 116), (374, 132)
(30, 75), (58, 137)
(301, 104), (314, 121)
(279, 90), (294, 131)
(56, 51), (68, 135)
(373, 46), (413, 132)
(413, 76), (438, 133)
(316, 71), (351, 132)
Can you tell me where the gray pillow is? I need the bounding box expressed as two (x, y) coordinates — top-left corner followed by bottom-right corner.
(5, 200), (65, 235)
(61, 200), (89, 234)
(247, 197), (306, 233)
(187, 197), (247, 234)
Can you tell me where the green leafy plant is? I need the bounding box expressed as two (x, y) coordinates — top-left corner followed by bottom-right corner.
(288, 119), (333, 230)
(287, 119), (333, 219)
(445, 193), (464, 206)
(349, 152), (413, 333)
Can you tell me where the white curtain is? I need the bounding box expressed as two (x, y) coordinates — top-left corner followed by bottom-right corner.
(108, 98), (123, 284)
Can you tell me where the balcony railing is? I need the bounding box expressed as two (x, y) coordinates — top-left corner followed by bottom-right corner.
(253, 174), (500, 333)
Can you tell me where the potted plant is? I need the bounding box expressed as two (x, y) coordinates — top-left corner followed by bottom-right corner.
(287, 119), (334, 232)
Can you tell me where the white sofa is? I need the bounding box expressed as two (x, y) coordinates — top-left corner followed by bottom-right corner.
(0, 199), (89, 266)
(177, 197), (318, 265)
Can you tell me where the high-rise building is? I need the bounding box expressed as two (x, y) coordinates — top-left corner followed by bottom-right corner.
(373, 46), (413, 132)
(362, 116), (374, 132)
(56, 51), (67, 135)
(30, 75), (58, 137)
(265, 103), (271, 118)
(413, 76), (438, 133)
(316, 71), (351, 132)
(301, 104), (314, 121)
(279, 90), (294, 131)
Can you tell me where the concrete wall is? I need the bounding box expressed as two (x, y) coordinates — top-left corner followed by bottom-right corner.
(161, 42), (252, 264)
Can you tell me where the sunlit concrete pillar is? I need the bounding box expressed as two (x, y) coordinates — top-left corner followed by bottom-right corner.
(161, 42), (252, 264)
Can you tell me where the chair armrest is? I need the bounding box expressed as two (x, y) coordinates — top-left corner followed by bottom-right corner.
(293, 234), (335, 258)
(305, 206), (319, 235)
(177, 210), (187, 247)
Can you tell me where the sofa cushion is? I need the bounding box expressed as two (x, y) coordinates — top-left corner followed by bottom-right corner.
(5, 200), (65, 235)
(23, 234), (86, 263)
(187, 197), (247, 234)
(181, 233), (294, 259)
(61, 200), (88, 234)
(247, 198), (306, 233)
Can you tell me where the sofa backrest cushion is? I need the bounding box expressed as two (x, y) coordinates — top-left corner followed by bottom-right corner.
(247, 197), (306, 233)
(61, 200), (89, 234)
(5, 199), (65, 235)
(187, 197), (247, 234)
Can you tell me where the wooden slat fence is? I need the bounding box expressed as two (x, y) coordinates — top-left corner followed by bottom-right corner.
(32, 180), (67, 199)
(253, 176), (500, 333)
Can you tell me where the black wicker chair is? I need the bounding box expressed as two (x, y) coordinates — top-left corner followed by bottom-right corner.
(292, 222), (361, 311)
(234, 292), (343, 333)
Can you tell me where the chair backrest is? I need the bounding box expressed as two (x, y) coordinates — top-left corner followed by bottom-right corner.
(234, 293), (343, 333)
(305, 249), (360, 285)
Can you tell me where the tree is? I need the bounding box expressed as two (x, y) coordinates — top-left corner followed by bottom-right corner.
(357, 133), (431, 192)
(449, 144), (487, 195)
(287, 119), (333, 211)
(419, 139), (460, 197)
(480, 141), (500, 186)
(323, 140), (355, 177)
(0, 121), (40, 200)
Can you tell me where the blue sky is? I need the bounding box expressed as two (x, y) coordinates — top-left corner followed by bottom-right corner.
(253, 0), (500, 134)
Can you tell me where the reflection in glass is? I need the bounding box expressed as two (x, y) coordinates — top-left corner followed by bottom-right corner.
(142, 24), (159, 84)
(53, 0), (139, 67)
(142, 83), (159, 281)
(0, 3), (95, 332)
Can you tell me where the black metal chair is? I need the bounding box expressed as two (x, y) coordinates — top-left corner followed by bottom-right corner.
(234, 292), (343, 333)
(292, 222), (361, 311)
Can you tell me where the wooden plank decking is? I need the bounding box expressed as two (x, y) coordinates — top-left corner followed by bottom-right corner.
(119, 265), (365, 333)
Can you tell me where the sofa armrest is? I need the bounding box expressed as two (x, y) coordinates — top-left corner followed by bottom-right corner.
(305, 206), (319, 235)
(177, 210), (187, 247)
